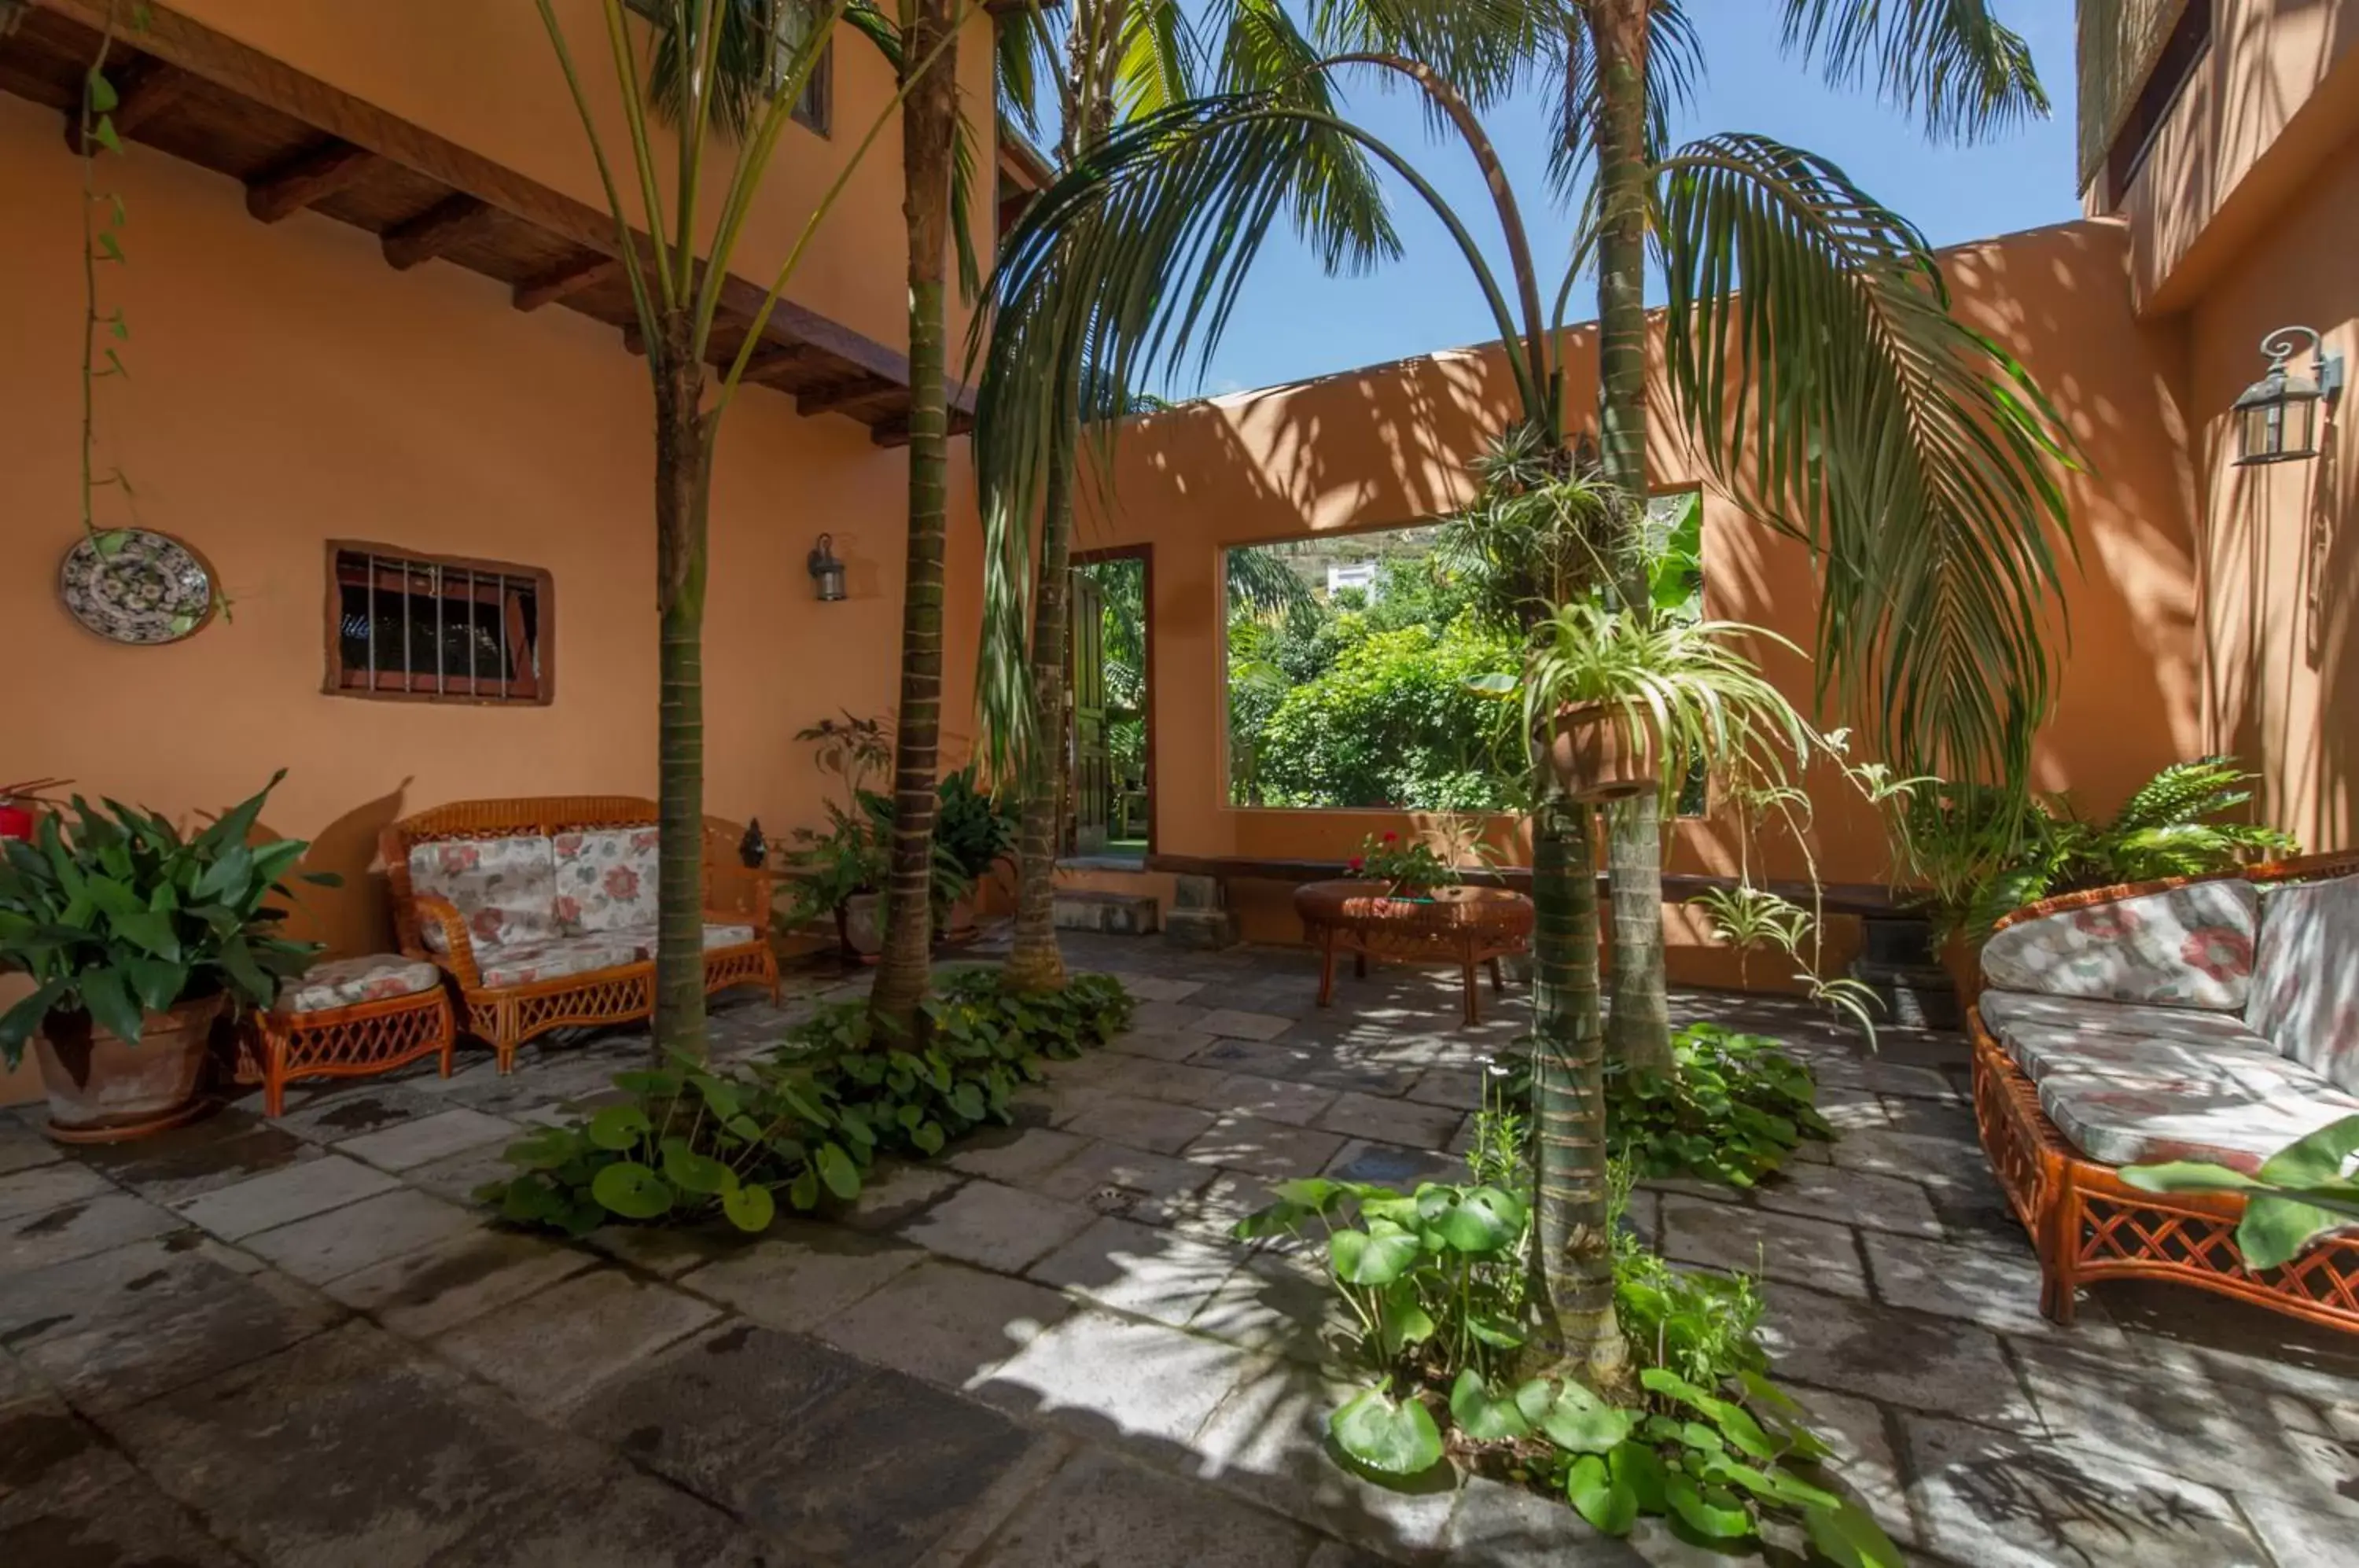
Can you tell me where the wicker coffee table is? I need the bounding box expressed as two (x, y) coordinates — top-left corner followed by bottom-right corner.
(1294, 880), (1536, 1025)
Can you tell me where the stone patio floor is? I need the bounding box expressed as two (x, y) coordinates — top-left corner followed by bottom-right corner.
(6, 933), (2359, 1566)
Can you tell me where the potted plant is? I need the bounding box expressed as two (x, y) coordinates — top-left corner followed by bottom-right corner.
(1346, 830), (1460, 901)
(933, 764), (1014, 944)
(0, 775), (334, 1143)
(782, 801), (891, 960)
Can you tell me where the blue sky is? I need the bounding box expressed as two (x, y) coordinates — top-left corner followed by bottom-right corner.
(1189, 0), (2081, 396)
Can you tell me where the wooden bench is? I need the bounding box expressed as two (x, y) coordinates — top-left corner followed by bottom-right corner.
(1146, 853), (1904, 918)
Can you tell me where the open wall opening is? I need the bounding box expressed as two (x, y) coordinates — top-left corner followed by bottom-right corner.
(1071, 548), (1151, 859)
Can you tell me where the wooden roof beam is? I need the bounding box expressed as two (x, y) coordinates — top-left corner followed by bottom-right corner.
(63, 56), (187, 149)
(513, 252), (620, 312)
(245, 138), (377, 223)
(383, 193), (496, 271)
(797, 375), (896, 418)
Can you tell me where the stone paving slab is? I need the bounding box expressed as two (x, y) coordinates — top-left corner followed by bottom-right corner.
(1025, 1136), (1218, 1212)
(335, 1106), (521, 1171)
(1187, 1111), (1348, 1178)
(1313, 1089), (1466, 1149)
(1658, 1193), (1869, 1299)
(970, 1445), (1323, 1567)
(0, 1419), (247, 1566)
(171, 1152), (403, 1239)
(73, 1113), (322, 1204)
(816, 1256), (1071, 1388)
(0, 1161), (112, 1224)
(894, 1179), (1099, 1274)
(326, 1224), (599, 1338)
(2, 1189), (184, 1273)
(1058, 1092), (1222, 1154)
(1028, 1215), (1245, 1327)
(679, 1225), (925, 1327)
(1759, 1283), (2041, 1430)
(981, 1307), (1272, 1450)
(434, 1267), (718, 1412)
(241, 1187), (484, 1285)
(0, 1119), (62, 1178)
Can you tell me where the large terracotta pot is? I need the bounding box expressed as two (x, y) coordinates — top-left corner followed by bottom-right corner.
(34, 995), (226, 1144)
(1548, 701), (1661, 802)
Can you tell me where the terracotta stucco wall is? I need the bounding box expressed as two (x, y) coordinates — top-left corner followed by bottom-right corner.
(159, 0), (1003, 359)
(1073, 219), (2207, 971)
(2, 88), (981, 1095)
(2188, 135), (2359, 850)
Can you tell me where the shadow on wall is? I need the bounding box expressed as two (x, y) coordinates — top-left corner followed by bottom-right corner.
(2309, 425), (2354, 841)
(273, 779), (414, 958)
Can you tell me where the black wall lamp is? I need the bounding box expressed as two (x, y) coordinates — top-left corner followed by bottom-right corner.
(807, 534), (847, 601)
(2233, 326), (2345, 466)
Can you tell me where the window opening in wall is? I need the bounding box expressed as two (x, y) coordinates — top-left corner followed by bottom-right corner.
(1070, 550), (1151, 859)
(1222, 491), (1707, 815)
(2105, 0), (2209, 208)
(624, 0), (831, 134)
(329, 545), (549, 705)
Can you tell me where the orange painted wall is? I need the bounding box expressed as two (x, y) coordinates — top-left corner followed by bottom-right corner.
(2100, 0), (2359, 852)
(2, 86), (982, 1095)
(1070, 219), (2208, 971)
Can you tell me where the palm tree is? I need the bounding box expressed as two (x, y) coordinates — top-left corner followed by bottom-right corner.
(535, 0), (955, 1060)
(1556, 0), (2056, 1070)
(866, 0), (969, 1043)
(976, 9), (2072, 1390)
(974, 0), (1397, 993)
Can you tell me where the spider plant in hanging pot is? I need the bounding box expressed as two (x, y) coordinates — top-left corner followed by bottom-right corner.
(0, 774), (335, 1143)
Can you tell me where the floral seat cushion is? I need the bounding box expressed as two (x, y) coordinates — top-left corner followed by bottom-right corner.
(410, 835), (558, 954)
(2037, 1066), (2359, 1173)
(475, 934), (645, 991)
(282, 955), (443, 1015)
(1981, 878), (2259, 1011)
(2247, 873), (2359, 1095)
(553, 828), (661, 935)
(608, 922), (760, 959)
(1979, 992), (2273, 1054)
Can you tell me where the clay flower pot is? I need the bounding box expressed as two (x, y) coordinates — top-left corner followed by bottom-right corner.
(34, 994), (226, 1144)
(838, 891), (886, 962)
(1548, 701), (1662, 803)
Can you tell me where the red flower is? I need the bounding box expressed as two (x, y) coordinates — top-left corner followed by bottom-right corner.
(1382, 831), (1399, 842)
(554, 833), (583, 855)
(1348, 856), (1365, 872)
(2073, 904), (2143, 942)
(605, 867), (641, 901)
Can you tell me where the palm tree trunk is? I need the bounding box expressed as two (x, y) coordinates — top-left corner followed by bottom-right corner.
(652, 326), (711, 1062)
(1003, 393), (1080, 992)
(1525, 799), (1629, 1393)
(1592, 0), (1673, 1074)
(869, 0), (960, 1043)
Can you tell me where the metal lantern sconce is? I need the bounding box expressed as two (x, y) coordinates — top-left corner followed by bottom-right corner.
(807, 534), (847, 602)
(2233, 326), (2345, 466)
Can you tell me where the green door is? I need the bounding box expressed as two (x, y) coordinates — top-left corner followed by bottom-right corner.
(1069, 568), (1110, 855)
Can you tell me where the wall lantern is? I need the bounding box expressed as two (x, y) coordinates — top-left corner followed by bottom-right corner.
(806, 533), (847, 602)
(2233, 326), (2345, 466)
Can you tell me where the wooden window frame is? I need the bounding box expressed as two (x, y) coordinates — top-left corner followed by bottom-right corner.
(2106, 0), (2210, 209)
(324, 541), (555, 707)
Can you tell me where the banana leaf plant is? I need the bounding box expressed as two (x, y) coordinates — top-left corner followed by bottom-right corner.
(2123, 1117), (2359, 1270)
(0, 772), (337, 1063)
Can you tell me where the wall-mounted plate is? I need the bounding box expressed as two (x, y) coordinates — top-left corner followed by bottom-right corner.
(59, 528), (216, 645)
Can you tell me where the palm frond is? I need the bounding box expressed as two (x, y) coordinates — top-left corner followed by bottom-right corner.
(1227, 545), (1316, 620)
(1778, 0), (2049, 145)
(1305, 0), (1549, 114)
(1216, 0), (1399, 277)
(1653, 131), (2076, 786)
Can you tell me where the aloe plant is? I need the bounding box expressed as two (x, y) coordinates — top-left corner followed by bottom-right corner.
(0, 773), (336, 1062)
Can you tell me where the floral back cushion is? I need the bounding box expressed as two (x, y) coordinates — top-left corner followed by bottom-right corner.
(553, 827), (661, 935)
(2247, 874), (2359, 1095)
(408, 835), (558, 954)
(1980, 878), (2260, 1011)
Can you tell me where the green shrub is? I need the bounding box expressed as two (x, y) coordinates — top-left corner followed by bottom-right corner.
(1256, 619), (1518, 809)
(1605, 1024), (1833, 1188)
(477, 970), (1132, 1236)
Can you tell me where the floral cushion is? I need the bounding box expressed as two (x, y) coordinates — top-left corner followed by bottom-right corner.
(2037, 1066), (2359, 1173)
(608, 922), (761, 959)
(282, 955), (442, 1014)
(1980, 878), (2259, 1011)
(2247, 874), (2359, 1095)
(475, 934), (645, 991)
(410, 835), (558, 954)
(553, 828), (661, 936)
(1980, 991), (2270, 1052)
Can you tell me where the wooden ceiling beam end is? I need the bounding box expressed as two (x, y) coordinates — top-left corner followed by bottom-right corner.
(245, 138), (376, 223)
(382, 193), (496, 271)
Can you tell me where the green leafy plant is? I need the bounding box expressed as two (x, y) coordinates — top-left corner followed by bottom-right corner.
(1257, 618), (1522, 810)
(780, 797), (890, 928)
(1688, 885), (1886, 1042)
(1605, 1024), (1831, 1189)
(1346, 830), (1460, 897)
(0, 774), (337, 1063)
(480, 969), (1132, 1235)
(2124, 1115), (2359, 1270)
(933, 763), (1015, 886)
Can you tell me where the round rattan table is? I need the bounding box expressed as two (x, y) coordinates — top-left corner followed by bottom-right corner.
(1294, 880), (1536, 1025)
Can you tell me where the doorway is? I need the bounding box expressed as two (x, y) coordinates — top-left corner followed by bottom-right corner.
(1069, 547), (1152, 861)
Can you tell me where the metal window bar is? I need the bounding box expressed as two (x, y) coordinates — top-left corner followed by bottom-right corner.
(401, 554), (414, 691)
(498, 572), (510, 701)
(366, 550), (377, 694)
(434, 562), (446, 697)
(464, 566), (477, 695)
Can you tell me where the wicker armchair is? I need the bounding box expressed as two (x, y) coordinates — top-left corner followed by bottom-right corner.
(1969, 852), (2359, 1332)
(383, 797), (778, 1071)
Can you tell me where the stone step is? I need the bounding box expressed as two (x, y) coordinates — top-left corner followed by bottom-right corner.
(1051, 889), (1161, 936)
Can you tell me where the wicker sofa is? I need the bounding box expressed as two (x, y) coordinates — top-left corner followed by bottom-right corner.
(1969, 852), (2359, 1331)
(384, 797), (778, 1071)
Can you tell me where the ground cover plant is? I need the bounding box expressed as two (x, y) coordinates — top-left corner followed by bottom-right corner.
(1605, 1023), (1833, 1189)
(1235, 1133), (1897, 1564)
(477, 970), (1130, 1236)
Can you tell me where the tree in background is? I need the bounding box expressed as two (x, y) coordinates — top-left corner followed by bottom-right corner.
(537, 0), (949, 1060)
(973, 0), (1392, 992)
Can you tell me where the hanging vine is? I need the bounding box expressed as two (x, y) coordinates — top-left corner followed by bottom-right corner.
(76, 2), (145, 548)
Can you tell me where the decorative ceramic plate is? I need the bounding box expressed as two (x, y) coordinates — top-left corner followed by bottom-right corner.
(58, 528), (216, 645)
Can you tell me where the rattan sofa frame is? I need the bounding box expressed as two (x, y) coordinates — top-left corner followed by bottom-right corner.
(1967, 851), (2359, 1332)
(383, 797), (778, 1072)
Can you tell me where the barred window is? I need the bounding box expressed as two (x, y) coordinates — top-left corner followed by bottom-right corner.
(327, 545), (550, 705)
